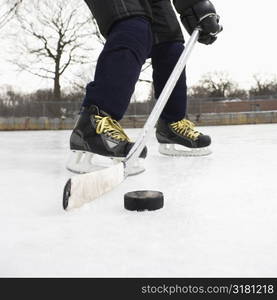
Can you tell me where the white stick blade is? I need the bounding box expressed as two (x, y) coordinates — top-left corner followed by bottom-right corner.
(64, 162), (125, 210)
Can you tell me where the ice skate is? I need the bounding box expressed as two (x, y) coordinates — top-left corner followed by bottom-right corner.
(156, 118), (211, 156)
(66, 105), (147, 175)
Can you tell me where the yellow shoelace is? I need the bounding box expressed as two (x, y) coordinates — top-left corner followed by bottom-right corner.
(94, 115), (130, 142)
(170, 119), (200, 141)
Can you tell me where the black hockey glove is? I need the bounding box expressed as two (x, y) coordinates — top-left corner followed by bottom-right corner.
(180, 0), (222, 45)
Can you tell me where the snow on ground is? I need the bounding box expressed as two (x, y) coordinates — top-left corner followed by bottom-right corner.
(0, 124), (277, 277)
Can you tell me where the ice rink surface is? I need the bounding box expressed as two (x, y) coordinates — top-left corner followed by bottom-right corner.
(0, 124), (277, 277)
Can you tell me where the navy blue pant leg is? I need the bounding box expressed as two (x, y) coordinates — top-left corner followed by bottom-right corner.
(82, 17), (153, 120)
(151, 42), (187, 122)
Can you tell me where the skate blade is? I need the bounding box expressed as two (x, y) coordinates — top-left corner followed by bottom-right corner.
(159, 144), (212, 157)
(66, 150), (102, 174)
(66, 151), (145, 175)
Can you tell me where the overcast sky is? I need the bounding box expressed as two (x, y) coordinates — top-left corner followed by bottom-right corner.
(1, 0), (277, 93)
(186, 0), (277, 89)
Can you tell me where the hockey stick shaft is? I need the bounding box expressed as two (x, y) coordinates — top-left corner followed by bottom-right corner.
(124, 28), (200, 175)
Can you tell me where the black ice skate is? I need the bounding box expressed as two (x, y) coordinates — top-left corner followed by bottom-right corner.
(156, 118), (211, 156)
(66, 105), (147, 174)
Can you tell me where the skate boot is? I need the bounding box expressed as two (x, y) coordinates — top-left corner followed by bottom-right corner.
(66, 105), (147, 175)
(156, 118), (211, 156)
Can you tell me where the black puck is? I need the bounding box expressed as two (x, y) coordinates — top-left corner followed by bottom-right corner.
(124, 190), (164, 211)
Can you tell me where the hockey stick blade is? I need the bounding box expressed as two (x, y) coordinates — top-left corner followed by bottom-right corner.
(63, 162), (125, 210)
(62, 28), (200, 211)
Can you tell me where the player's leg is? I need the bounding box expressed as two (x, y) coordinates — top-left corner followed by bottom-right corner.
(67, 1), (153, 173)
(150, 0), (211, 156)
(152, 42), (211, 156)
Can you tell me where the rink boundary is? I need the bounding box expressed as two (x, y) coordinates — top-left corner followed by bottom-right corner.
(1, 110), (277, 130)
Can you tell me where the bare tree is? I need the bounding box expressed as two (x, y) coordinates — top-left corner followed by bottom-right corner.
(249, 74), (277, 97)
(12, 0), (98, 100)
(0, 0), (22, 29)
(189, 71), (247, 99)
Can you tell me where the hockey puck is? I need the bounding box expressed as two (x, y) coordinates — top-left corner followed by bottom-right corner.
(63, 179), (71, 210)
(124, 190), (164, 211)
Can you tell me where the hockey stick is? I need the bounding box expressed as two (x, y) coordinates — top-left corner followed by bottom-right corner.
(63, 28), (200, 210)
